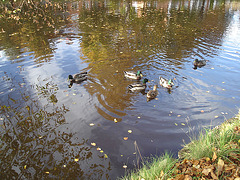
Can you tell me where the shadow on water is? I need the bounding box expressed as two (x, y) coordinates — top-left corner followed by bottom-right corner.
(0, 0), (240, 179)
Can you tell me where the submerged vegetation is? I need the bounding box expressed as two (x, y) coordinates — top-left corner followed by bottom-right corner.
(121, 111), (240, 179)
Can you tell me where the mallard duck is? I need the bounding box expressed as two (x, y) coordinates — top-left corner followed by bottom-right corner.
(147, 85), (158, 99)
(68, 72), (87, 88)
(128, 78), (149, 92)
(124, 71), (143, 80)
(159, 76), (174, 89)
(193, 59), (207, 69)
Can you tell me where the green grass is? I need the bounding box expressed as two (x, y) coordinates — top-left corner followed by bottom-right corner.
(119, 152), (177, 180)
(180, 112), (240, 160)
(120, 110), (240, 180)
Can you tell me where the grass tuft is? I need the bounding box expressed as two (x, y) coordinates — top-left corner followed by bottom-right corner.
(119, 152), (177, 180)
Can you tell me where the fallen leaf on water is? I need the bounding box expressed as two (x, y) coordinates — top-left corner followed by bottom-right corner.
(201, 110), (204, 113)
(222, 82), (225, 83)
(89, 123), (95, 126)
(104, 154), (108, 158)
(214, 116), (219, 118)
(123, 137), (128, 140)
(91, 142), (96, 146)
(45, 172), (49, 174)
(128, 130), (132, 134)
(24, 165), (27, 169)
(74, 158), (79, 162)
(114, 118), (118, 123)
(137, 116), (141, 119)
(100, 150), (104, 153)
(97, 147), (101, 151)
(181, 123), (185, 126)
(175, 123), (178, 126)
(121, 155), (123, 157)
(177, 115), (181, 117)
(123, 165), (127, 169)
(206, 91), (210, 93)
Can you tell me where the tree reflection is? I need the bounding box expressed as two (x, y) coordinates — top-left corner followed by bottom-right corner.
(0, 73), (110, 179)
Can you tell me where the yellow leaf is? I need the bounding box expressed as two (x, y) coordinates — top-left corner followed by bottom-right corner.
(123, 165), (127, 169)
(100, 150), (103, 153)
(160, 170), (164, 177)
(212, 152), (217, 162)
(97, 147), (101, 151)
(74, 158), (79, 162)
(175, 123), (178, 126)
(214, 116), (219, 118)
(123, 137), (128, 140)
(128, 130), (132, 133)
(104, 154), (108, 158)
(205, 157), (210, 162)
(181, 123), (185, 126)
(137, 116), (141, 119)
(89, 123), (94, 126)
(114, 119), (118, 123)
(177, 115), (181, 117)
(24, 165), (27, 169)
(91, 142), (96, 146)
(45, 172), (49, 174)
(217, 158), (224, 174)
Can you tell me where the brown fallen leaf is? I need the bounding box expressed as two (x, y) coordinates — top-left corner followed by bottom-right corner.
(210, 169), (218, 179)
(184, 175), (192, 180)
(202, 168), (211, 176)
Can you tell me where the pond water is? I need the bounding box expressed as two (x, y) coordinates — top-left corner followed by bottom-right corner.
(0, 0), (240, 179)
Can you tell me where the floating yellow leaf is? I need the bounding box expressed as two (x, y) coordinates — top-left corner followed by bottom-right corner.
(91, 142), (96, 146)
(214, 116), (219, 118)
(137, 116), (141, 119)
(24, 165), (27, 169)
(97, 147), (101, 151)
(74, 158), (79, 162)
(128, 130), (132, 134)
(89, 123), (94, 126)
(201, 110), (204, 113)
(175, 123), (178, 126)
(114, 119), (118, 123)
(123, 137), (128, 140)
(123, 165), (127, 169)
(45, 172), (49, 174)
(121, 155), (123, 157)
(100, 150), (103, 153)
(181, 123), (185, 126)
(222, 82), (225, 83)
(177, 115), (181, 117)
(104, 154), (108, 158)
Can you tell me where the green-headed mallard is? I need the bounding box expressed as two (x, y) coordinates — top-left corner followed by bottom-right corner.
(68, 72), (87, 88)
(193, 59), (207, 69)
(147, 85), (158, 100)
(159, 76), (174, 89)
(128, 78), (149, 92)
(124, 71), (143, 80)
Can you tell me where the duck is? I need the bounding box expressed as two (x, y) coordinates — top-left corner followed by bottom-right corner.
(68, 72), (87, 88)
(159, 76), (174, 89)
(193, 59), (207, 69)
(147, 85), (158, 100)
(128, 78), (149, 92)
(124, 71), (143, 80)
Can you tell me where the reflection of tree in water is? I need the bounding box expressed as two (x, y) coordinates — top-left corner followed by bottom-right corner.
(0, 73), (110, 179)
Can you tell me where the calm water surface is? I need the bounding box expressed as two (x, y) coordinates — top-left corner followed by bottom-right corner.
(0, 0), (240, 179)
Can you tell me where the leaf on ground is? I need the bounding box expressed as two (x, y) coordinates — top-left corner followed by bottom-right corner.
(217, 158), (224, 174)
(74, 158), (79, 162)
(212, 152), (217, 162)
(202, 168), (211, 176)
(114, 118), (118, 123)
